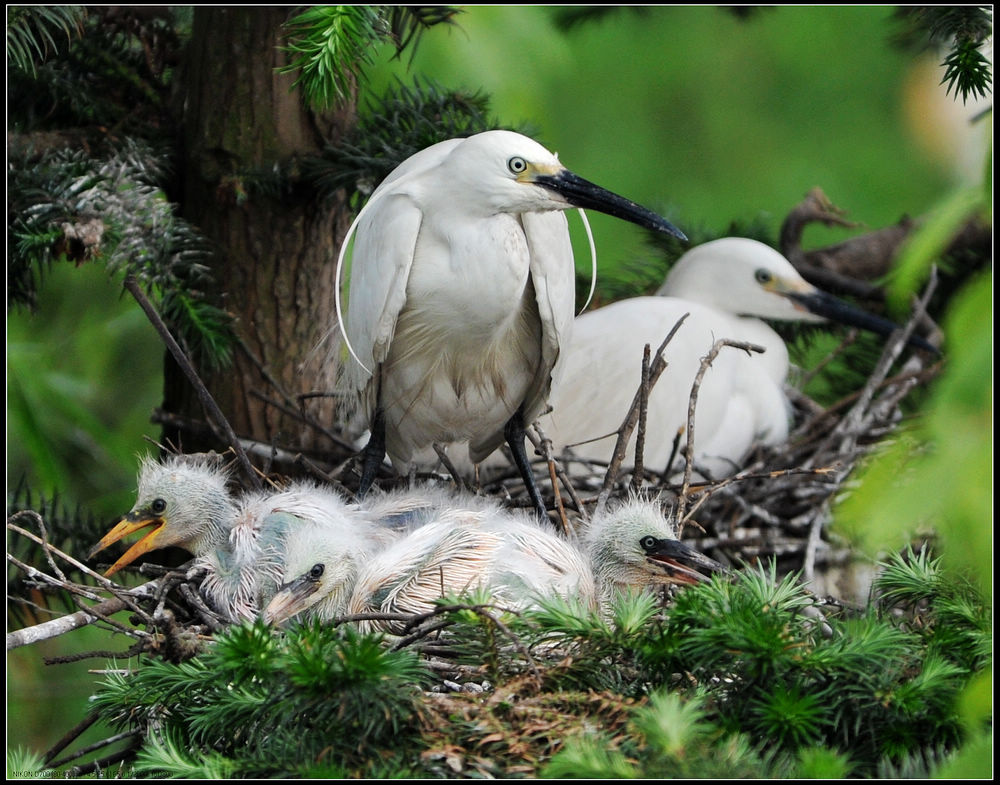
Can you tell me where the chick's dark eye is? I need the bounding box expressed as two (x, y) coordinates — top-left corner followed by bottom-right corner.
(151, 498), (167, 514)
(640, 536), (657, 551)
(754, 268), (773, 284)
(507, 156), (527, 174)
(309, 563), (325, 580)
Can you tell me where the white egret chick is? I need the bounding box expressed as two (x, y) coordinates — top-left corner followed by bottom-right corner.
(339, 129), (687, 522)
(264, 492), (596, 630)
(584, 496), (725, 608)
(265, 485), (554, 628)
(260, 512), (398, 626)
(88, 454), (365, 621)
(538, 237), (937, 480)
(196, 479), (370, 621)
(88, 453), (237, 577)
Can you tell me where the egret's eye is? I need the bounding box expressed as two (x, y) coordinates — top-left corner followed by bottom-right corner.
(640, 536), (657, 551)
(309, 563), (325, 580)
(507, 156), (527, 174)
(150, 498), (167, 514)
(754, 268), (773, 284)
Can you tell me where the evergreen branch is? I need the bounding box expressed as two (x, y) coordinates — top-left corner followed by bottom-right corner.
(6, 746), (50, 779)
(873, 546), (992, 672)
(279, 5), (385, 110)
(132, 727), (237, 779)
(7, 139), (235, 369)
(892, 6), (993, 104)
(159, 292), (235, 372)
(921, 6), (993, 47)
(940, 40), (993, 102)
(8, 8), (176, 136)
(892, 6), (994, 51)
(304, 75), (511, 205)
(92, 620), (431, 775)
(385, 6), (462, 63)
(279, 5), (462, 110)
(5, 5), (87, 76)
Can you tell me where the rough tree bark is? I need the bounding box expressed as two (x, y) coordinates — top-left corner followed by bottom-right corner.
(164, 7), (354, 462)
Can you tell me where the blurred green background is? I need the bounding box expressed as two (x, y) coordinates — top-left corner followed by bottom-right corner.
(7, 5), (984, 764)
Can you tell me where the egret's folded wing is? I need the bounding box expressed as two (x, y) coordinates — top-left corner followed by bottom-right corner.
(542, 296), (739, 470)
(344, 192), (423, 400)
(521, 209), (576, 424)
(338, 139), (465, 403)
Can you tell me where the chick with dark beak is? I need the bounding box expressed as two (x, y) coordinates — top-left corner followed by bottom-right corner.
(639, 534), (725, 586)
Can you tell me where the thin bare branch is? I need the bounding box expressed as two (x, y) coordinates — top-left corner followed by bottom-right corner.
(596, 313), (688, 515)
(630, 345), (651, 495)
(6, 580), (163, 650)
(677, 338), (765, 522)
(123, 274), (261, 491)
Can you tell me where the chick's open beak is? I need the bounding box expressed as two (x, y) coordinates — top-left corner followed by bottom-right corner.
(87, 513), (167, 577)
(642, 538), (725, 586)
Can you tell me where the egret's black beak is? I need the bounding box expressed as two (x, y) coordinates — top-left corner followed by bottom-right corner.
(641, 537), (725, 586)
(535, 170), (687, 241)
(263, 574), (320, 625)
(786, 289), (940, 355)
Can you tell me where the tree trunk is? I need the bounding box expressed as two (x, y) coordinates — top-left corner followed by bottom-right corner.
(165, 7), (355, 466)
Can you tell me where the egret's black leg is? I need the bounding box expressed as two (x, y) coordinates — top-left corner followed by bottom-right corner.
(357, 408), (386, 499)
(504, 408), (550, 524)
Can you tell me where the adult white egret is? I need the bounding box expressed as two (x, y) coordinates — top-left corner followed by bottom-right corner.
(533, 237), (937, 480)
(87, 454), (384, 621)
(263, 489), (723, 628)
(337, 129), (686, 521)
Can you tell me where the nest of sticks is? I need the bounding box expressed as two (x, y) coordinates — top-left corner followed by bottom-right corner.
(6, 236), (944, 640)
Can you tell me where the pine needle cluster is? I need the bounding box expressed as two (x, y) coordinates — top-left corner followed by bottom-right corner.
(532, 554), (988, 778)
(892, 6), (993, 103)
(7, 139), (234, 369)
(91, 619), (431, 778)
(7, 6), (179, 137)
(279, 6), (461, 110)
(279, 6), (387, 111)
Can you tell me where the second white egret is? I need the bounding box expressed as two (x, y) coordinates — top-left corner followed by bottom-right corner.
(536, 237), (937, 480)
